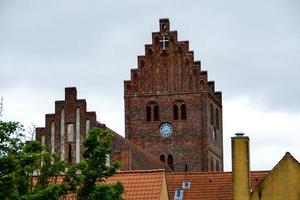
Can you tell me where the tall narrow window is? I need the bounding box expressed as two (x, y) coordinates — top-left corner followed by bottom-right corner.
(173, 105), (178, 120)
(51, 121), (55, 153)
(68, 144), (72, 164)
(216, 160), (220, 171)
(173, 100), (186, 120)
(167, 154), (174, 170)
(41, 135), (45, 145)
(85, 119), (90, 138)
(60, 108), (65, 161)
(216, 109), (219, 129)
(146, 106), (151, 121)
(181, 104), (186, 120)
(67, 124), (74, 142)
(154, 105), (159, 121)
(211, 157), (214, 171)
(210, 104), (214, 125)
(212, 127), (217, 140)
(75, 107), (80, 163)
(146, 102), (159, 122)
(106, 154), (110, 167)
(160, 154), (165, 163)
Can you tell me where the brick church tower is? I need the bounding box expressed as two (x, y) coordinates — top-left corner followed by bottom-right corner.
(124, 19), (223, 172)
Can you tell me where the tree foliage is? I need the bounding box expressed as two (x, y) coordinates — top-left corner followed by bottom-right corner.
(0, 121), (123, 200)
(63, 127), (123, 200)
(0, 121), (65, 200)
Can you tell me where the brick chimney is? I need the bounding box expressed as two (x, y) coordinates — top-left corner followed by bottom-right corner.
(232, 133), (251, 200)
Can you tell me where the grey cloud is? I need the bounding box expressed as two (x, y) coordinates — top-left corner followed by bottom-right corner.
(0, 0), (299, 112)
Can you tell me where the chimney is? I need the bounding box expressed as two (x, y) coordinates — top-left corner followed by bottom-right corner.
(232, 133), (251, 200)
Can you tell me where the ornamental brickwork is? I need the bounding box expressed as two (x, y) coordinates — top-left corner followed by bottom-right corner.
(36, 87), (96, 164)
(124, 19), (223, 172)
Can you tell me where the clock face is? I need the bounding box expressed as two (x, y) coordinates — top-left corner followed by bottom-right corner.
(160, 122), (174, 137)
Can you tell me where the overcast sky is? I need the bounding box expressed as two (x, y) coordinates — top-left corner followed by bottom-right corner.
(0, 0), (299, 171)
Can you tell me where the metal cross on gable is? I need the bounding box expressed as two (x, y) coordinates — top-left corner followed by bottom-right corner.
(159, 35), (169, 50)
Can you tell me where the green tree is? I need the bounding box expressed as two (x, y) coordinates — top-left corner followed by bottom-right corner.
(63, 127), (123, 200)
(0, 120), (65, 200)
(0, 120), (123, 200)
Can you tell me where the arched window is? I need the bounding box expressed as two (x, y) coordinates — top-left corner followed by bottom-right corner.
(160, 154), (165, 163)
(167, 154), (174, 170)
(216, 109), (219, 129)
(146, 102), (159, 122)
(173, 100), (187, 120)
(68, 144), (72, 164)
(181, 104), (186, 120)
(210, 104), (214, 125)
(154, 105), (159, 121)
(212, 127), (217, 140)
(173, 105), (178, 120)
(200, 80), (204, 90)
(146, 106), (151, 121)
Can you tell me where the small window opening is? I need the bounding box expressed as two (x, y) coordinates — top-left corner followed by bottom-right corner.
(146, 106), (151, 121)
(160, 154), (165, 163)
(216, 109), (219, 129)
(213, 127), (217, 140)
(167, 154), (174, 170)
(216, 160), (219, 171)
(68, 144), (72, 164)
(210, 104), (214, 125)
(154, 106), (159, 121)
(173, 105), (178, 120)
(181, 104), (186, 120)
(210, 157), (214, 171)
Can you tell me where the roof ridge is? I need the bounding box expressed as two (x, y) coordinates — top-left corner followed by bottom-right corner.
(166, 171), (232, 175)
(116, 169), (166, 174)
(166, 170), (270, 175)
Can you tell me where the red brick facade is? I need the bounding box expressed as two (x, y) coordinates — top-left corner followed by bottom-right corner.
(36, 87), (169, 171)
(124, 19), (223, 172)
(36, 87), (97, 164)
(36, 19), (223, 173)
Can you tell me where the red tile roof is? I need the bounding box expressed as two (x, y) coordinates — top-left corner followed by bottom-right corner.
(166, 171), (269, 200)
(98, 123), (171, 172)
(46, 169), (167, 200)
(105, 169), (167, 200)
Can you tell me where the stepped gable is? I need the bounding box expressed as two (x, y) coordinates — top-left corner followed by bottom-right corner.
(36, 87), (96, 163)
(124, 18), (221, 104)
(166, 171), (269, 200)
(124, 18), (223, 172)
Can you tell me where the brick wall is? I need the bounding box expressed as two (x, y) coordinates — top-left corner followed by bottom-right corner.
(124, 19), (223, 172)
(36, 87), (96, 164)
